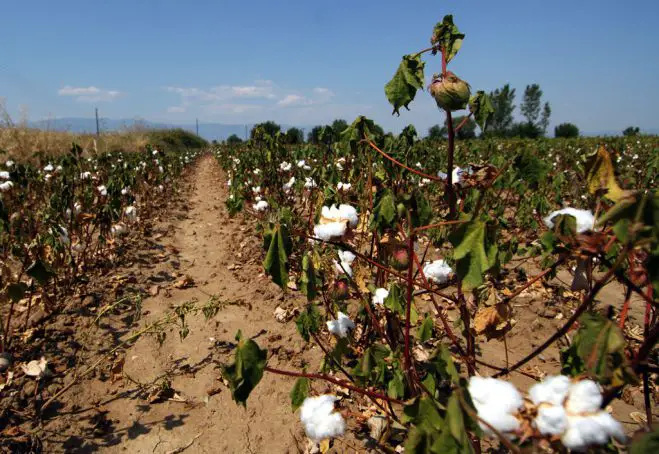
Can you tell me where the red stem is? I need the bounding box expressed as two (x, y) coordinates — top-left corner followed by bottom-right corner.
(363, 138), (442, 182)
(404, 231), (414, 377)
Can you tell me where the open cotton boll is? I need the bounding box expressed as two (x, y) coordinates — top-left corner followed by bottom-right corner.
(0, 181), (14, 192)
(535, 404), (568, 435)
(279, 161), (292, 172)
(529, 375), (570, 406)
(334, 259), (353, 277)
(300, 395), (346, 442)
(326, 312), (355, 338)
(253, 200), (269, 212)
(543, 208), (595, 233)
(372, 288), (389, 305)
(337, 204), (358, 227)
(561, 412), (625, 451)
(124, 206), (137, 222)
(338, 250), (356, 266)
(0, 171), (9, 179)
(252, 186), (261, 194)
(313, 222), (347, 241)
(565, 380), (602, 414)
(423, 260), (452, 284)
(97, 185), (108, 196)
(43, 163), (54, 172)
(121, 187), (130, 196)
(5, 160), (14, 168)
(468, 376), (523, 435)
(304, 177), (317, 188)
(111, 223), (128, 236)
(282, 177), (296, 192)
(253, 168), (261, 175)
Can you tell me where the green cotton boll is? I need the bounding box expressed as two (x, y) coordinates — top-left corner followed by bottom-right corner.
(429, 72), (471, 111)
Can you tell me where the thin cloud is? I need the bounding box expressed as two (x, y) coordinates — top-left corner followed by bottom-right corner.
(277, 94), (312, 107)
(166, 106), (186, 113)
(58, 85), (123, 103)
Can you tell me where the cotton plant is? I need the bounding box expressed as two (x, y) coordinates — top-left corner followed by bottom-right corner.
(336, 182), (351, 192)
(253, 200), (269, 212)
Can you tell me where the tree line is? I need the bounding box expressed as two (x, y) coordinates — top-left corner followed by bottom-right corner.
(223, 83), (645, 144)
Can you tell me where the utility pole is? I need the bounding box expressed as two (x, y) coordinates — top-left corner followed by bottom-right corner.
(196, 118), (199, 136)
(95, 108), (100, 136)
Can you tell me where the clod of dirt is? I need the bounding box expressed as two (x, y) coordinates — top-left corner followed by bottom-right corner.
(0, 352), (12, 372)
(149, 285), (160, 296)
(173, 275), (195, 289)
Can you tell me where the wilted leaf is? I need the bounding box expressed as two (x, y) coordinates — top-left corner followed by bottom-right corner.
(472, 303), (512, 339)
(295, 304), (321, 341)
(417, 316), (434, 342)
(263, 225), (290, 289)
(584, 145), (626, 202)
(630, 427), (659, 454)
(7, 282), (27, 303)
(26, 259), (55, 286)
(299, 254), (317, 301)
(385, 55), (425, 115)
(430, 15), (465, 63)
(222, 330), (267, 406)
(468, 91), (495, 131)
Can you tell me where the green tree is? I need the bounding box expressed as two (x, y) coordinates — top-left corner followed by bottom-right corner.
(450, 116), (477, 140)
(250, 121), (281, 139)
(226, 134), (243, 145)
(330, 119), (348, 138)
(284, 127), (304, 144)
(486, 84), (516, 137)
(307, 125), (324, 144)
(427, 124), (447, 140)
(623, 126), (640, 137)
(554, 123), (579, 138)
(520, 84), (551, 136)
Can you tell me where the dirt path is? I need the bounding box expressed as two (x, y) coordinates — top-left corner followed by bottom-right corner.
(45, 156), (315, 453)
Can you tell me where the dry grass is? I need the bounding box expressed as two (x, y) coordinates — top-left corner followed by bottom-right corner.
(0, 104), (154, 161)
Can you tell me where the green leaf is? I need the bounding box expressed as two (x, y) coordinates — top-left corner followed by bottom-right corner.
(27, 259), (55, 286)
(353, 344), (389, 384)
(417, 315), (434, 342)
(468, 91), (495, 131)
(387, 366), (405, 399)
(370, 189), (397, 233)
(384, 283), (405, 316)
(403, 396), (443, 429)
(299, 254), (317, 301)
(514, 150), (549, 188)
(7, 282), (28, 302)
(385, 55), (426, 115)
(404, 426), (436, 454)
(295, 304), (321, 342)
(430, 15), (465, 63)
(222, 331), (267, 406)
(630, 427), (659, 454)
(449, 220), (498, 290)
(290, 377), (310, 412)
(560, 312), (637, 387)
(263, 225), (290, 289)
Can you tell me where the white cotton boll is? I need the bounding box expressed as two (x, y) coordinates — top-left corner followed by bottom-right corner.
(111, 223), (128, 236)
(337, 204), (358, 227)
(158, 184), (164, 192)
(253, 200), (269, 212)
(121, 187), (130, 196)
(543, 208), (595, 233)
(468, 376), (523, 434)
(279, 161), (292, 172)
(5, 160), (14, 168)
(304, 177), (317, 188)
(252, 186), (261, 194)
(80, 171), (92, 180)
(253, 168), (261, 175)
(313, 222), (347, 241)
(44, 173), (52, 182)
(125, 205), (137, 222)
(337, 182), (351, 192)
(300, 395), (346, 442)
(423, 260), (452, 284)
(255, 195), (262, 202)
(0, 171), (9, 179)
(326, 312), (355, 338)
(415, 162), (422, 168)
(56, 165), (63, 172)
(529, 375), (570, 406)
(565, 380), (602, 414)
(477, 406), (521, 435)
(159, 165), (164, 173)
(419, 178), (431, 187)
(74, 202), (82, 214)
(372, 288), (389, 305)
(97, 185), (107, 196)
(535, 404), (568, 435)
(282, 177), (296, 192)
(561, 412), (625, 451)
(334, 259), (353, 277)
(43, 164), (54, 172)
(1, 181), (14, 195)
(338, 250), (356, 265)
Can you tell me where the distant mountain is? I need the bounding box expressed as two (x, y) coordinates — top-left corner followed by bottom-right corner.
(28, 118), (311, 141)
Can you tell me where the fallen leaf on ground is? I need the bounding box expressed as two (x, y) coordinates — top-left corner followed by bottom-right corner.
(173, 275), (195, 289)
(21, 357), (49, 379)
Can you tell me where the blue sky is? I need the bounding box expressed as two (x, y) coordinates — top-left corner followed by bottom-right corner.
(1, 0), (658, 135)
